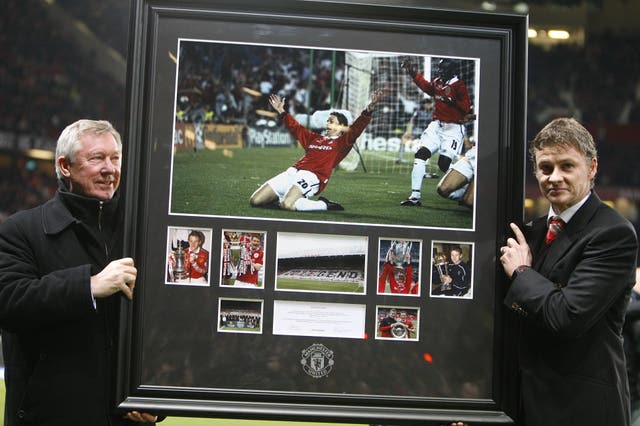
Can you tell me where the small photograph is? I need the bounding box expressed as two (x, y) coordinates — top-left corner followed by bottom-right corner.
(375, 306), (419, 341)
(275, 232), (367, 294)
(430, 241), (474, 298)
(166, 226), (212, 286)
(220, 230), (266, 288)
(218, 298), (264, 334)
(377, 238), (422, 296)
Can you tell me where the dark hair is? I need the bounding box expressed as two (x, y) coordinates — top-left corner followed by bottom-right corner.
(330, 111), (349, 127)
(530, 117), (597, 163)
(450, 246), (463, 255)
(530, 117), (598, 187)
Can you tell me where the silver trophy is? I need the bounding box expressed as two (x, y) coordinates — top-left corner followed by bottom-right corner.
(391, 322), (408, 338)
(433, 252), (450, 291)
(388, 240), (412, 267)
(172, 242), (188, 280)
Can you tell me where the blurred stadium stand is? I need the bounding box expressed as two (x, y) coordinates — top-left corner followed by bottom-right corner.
(0, 0), (639, 224)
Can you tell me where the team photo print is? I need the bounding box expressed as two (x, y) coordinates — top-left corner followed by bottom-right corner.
(429, 241), (474, 299)
(218, 298), (264, 334)
(165, 226), (212, 286)
(275, 232), (367, 294)
(169, 39), (479, 230)
(220, 229), (266, 289)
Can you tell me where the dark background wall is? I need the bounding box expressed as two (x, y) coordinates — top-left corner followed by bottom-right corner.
(1, 0), (639, 225)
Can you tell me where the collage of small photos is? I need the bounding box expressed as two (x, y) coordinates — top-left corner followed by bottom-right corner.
(165, 226), (474, 343)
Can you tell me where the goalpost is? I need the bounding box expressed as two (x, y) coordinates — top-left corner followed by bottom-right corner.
(339, 52), (478, 175)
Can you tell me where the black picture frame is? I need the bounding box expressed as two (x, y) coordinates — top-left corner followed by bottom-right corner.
(118, 1), (528, 424)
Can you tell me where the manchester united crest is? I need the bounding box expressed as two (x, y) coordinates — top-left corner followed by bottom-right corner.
(300, 343), (334, 378)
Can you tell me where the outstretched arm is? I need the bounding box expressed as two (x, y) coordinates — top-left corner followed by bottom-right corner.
(268, 94), (285, 114)
(366, 89), (384, 113)
(400, 60), (417, 78)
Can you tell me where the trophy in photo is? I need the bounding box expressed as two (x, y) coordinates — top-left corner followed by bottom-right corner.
(222, 232), (253, 284)
(387, 240), (412, 267)
(433, 252), (451, 291)
(391, 322), (409, 339)
(171, 241), (188, 281)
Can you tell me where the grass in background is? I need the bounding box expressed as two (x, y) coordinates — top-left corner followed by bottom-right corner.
(170, 147), (472, 229)
(275, 277), (364, 293)
(0, 380), (362, 426)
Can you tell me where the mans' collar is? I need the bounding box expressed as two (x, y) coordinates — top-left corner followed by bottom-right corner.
(547, 191), (591, 224)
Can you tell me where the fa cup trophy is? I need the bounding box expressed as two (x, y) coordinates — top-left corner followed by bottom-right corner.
(172, 242), (188, 280)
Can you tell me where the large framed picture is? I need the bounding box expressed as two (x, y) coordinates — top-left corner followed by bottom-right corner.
(118, 0), (528, 424)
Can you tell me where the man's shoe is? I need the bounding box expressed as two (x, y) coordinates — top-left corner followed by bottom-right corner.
(424, 172), (439, 179)
(319, 196), (344, 211)
(400, 197), (421, 206)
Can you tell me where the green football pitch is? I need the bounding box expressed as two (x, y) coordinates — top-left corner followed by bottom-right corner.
(0, 379), (363, 426)
(276, 277), (365, 293)
(170, 147), (472, 229)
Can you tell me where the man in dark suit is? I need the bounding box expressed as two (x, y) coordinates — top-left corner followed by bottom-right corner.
(0, 120), (159, 425)
(499, 117), (638, 425)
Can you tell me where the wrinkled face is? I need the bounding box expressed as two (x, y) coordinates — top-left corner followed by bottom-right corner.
(325, 115), (343, 137)
(534, 145), (597, 213)
(188, 235), (202, 250)
(58, 132), (121, 200)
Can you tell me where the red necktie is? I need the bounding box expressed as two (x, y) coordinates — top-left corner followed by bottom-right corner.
(545, 216), (565, 245)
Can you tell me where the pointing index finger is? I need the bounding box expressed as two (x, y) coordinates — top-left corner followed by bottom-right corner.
(510, 222), (526, 245)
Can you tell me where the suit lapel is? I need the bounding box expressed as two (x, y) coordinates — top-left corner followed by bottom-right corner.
(538, 192), (601, 275)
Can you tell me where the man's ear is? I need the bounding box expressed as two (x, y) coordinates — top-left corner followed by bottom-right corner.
(57, 156), (72, 178)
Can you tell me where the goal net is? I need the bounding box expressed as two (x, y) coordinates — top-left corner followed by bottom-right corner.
(339, 52), (478, 175)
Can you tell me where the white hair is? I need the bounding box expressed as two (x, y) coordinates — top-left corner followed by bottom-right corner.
(54, 119), (122, 179)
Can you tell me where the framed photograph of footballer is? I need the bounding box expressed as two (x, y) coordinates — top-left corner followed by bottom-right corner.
(119, 0), (527, 424)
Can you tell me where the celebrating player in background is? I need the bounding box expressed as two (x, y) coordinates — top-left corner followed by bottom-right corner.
(234, 234), (264, 287)
(437, 135), (476, 208)
(249, 91), (382, 211)
(399, 58), (472, 207)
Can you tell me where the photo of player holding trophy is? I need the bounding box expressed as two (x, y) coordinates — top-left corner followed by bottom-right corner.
(165, 226), (212, 286)
(375, 306), (419, 341)
(377, 238), (421, 296)
(221, 230), (266, 288)
(430, 241), (474, 298)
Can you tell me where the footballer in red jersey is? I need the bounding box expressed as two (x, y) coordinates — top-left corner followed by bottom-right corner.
(378, 308), (398, 338)
(398, 311), (416, 339)
(234, 235), (264, 287)
(378, 262), (417, 295)
(169, 230), (209, 284)
(399, 58), (473, 207)
(249, 91), (382, 212)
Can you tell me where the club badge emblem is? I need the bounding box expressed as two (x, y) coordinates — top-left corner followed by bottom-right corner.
(300, 343), (334, 378)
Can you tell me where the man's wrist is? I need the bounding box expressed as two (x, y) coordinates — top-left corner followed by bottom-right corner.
(510, 264), (530, 281)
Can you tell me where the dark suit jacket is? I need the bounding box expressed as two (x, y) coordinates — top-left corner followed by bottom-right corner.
(505, 192), (638, 426)
(0, 190), (147, 425)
